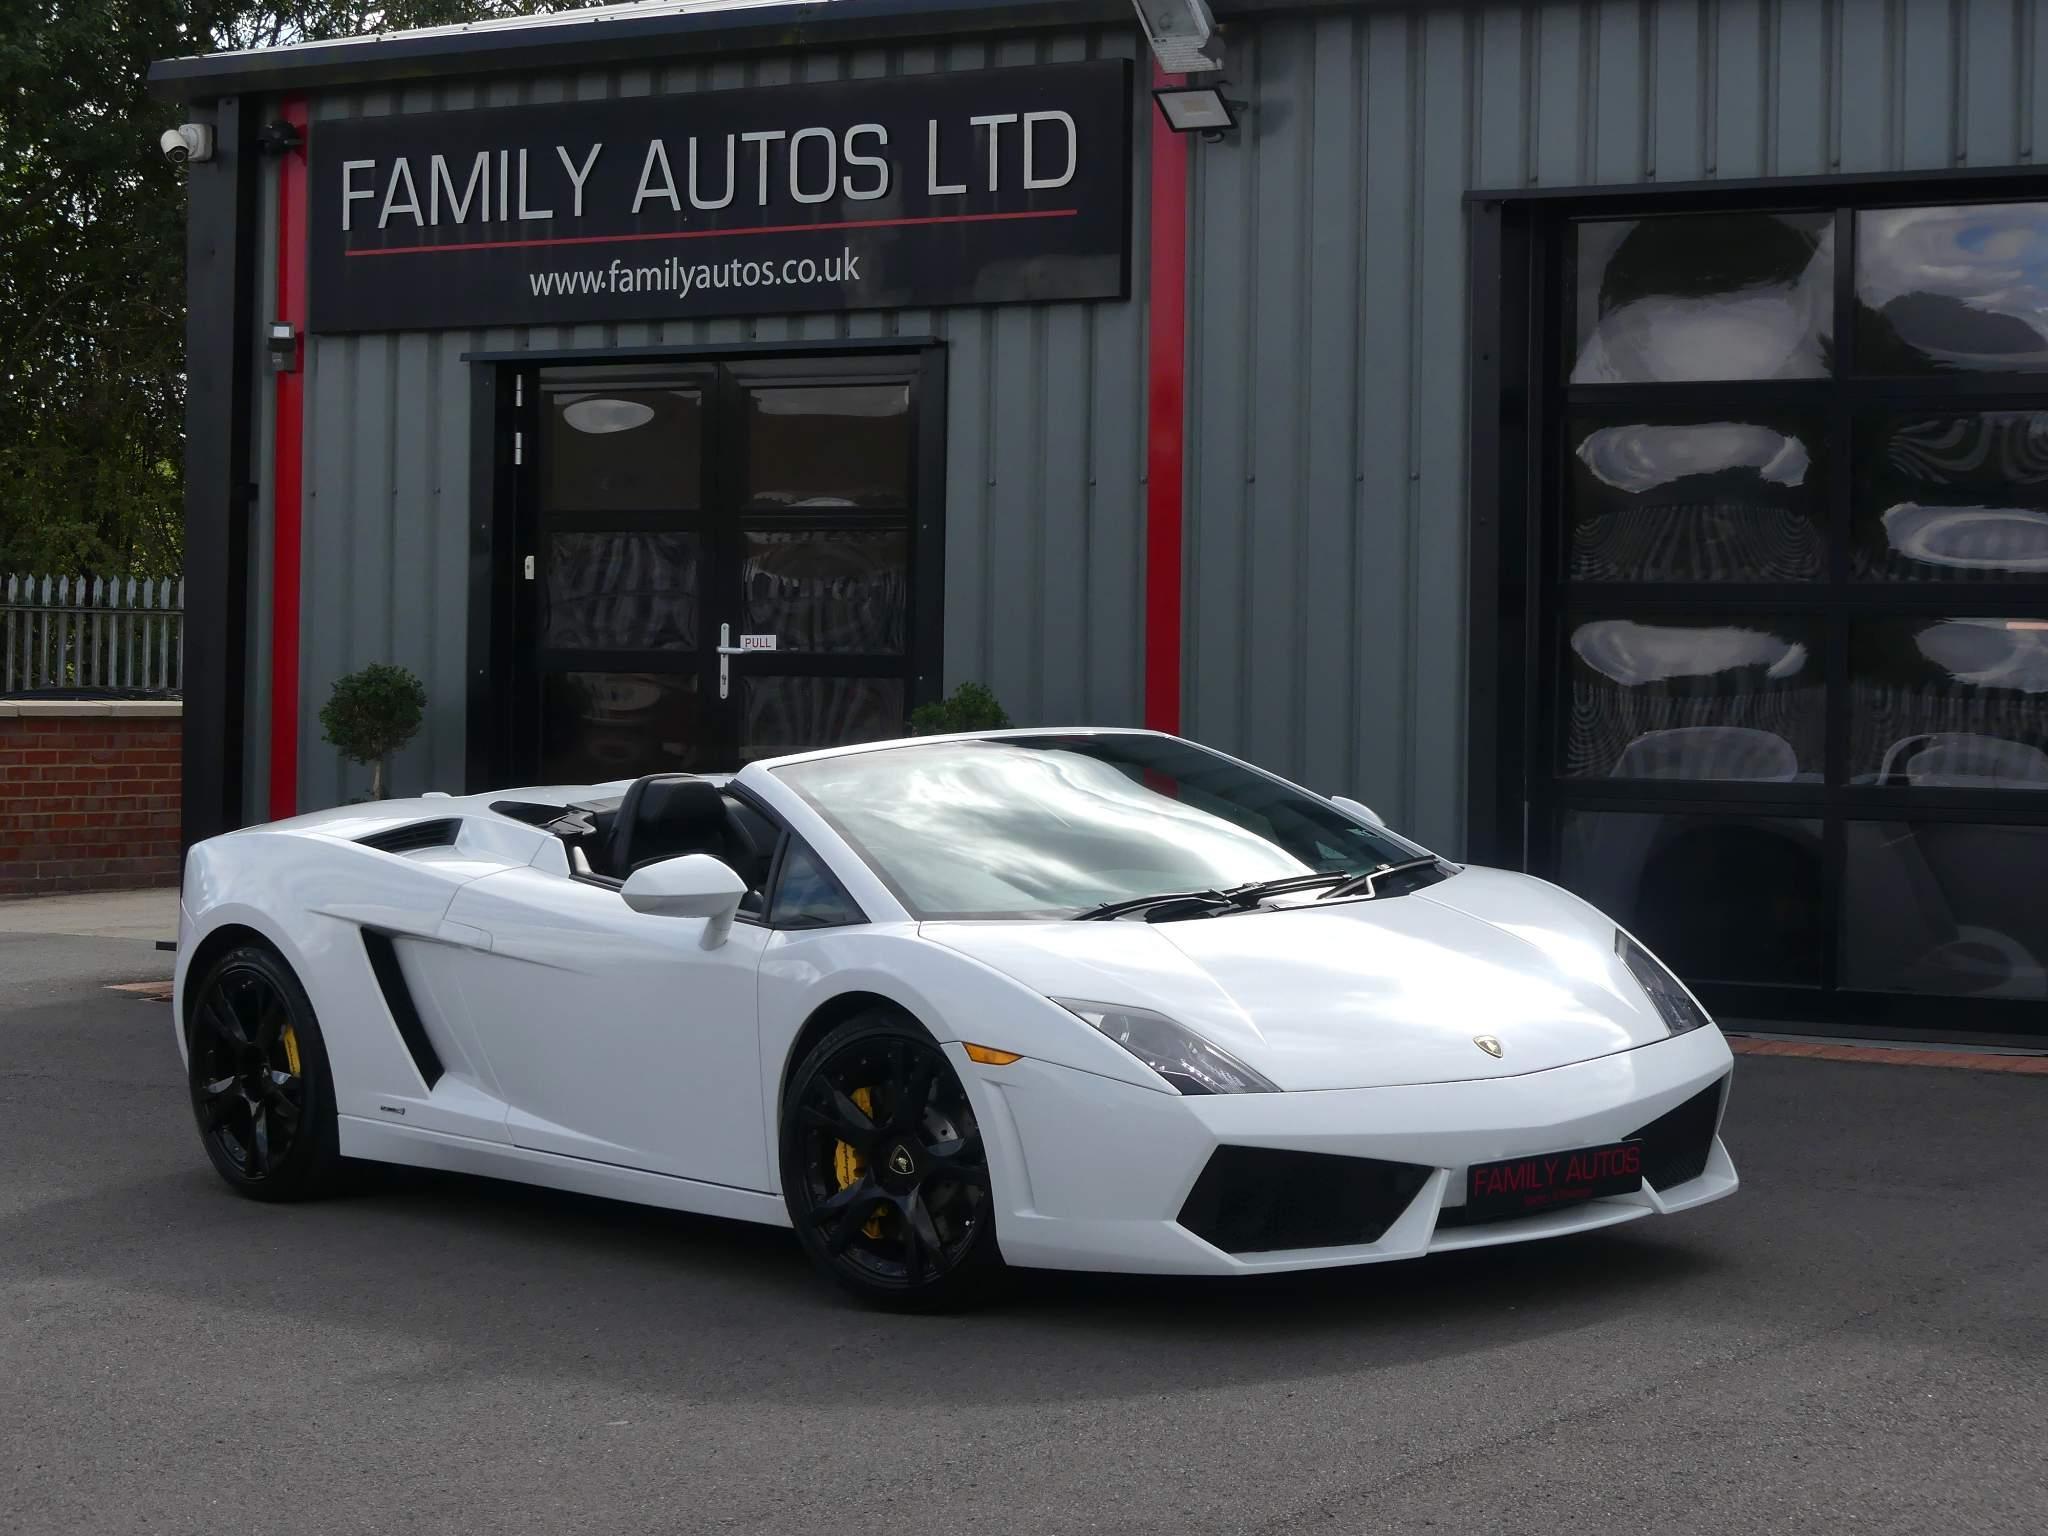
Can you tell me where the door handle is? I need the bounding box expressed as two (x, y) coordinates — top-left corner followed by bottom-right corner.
(717, 623), (739, 698)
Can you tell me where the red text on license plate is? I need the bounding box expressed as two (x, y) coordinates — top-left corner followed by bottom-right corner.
(1465, 1139), (1644, 1218)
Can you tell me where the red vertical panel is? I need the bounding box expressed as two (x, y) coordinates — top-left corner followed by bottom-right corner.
(1143, 69), (1189, 736)
(268, 98), (310, 819)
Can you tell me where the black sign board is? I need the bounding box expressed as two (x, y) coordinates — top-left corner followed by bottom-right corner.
(307, 61), (1131, 333)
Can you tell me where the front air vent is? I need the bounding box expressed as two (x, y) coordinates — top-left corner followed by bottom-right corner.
(362, 930), (444, 1088)
(1627, 1077), (1727, 1191)
(357, 818), (461, 855)
(1178, 1147), (1432, 1253)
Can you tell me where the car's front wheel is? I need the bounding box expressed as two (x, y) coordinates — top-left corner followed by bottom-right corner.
(780, 1011), (997, 1308)
(185, 942), (342, 1201)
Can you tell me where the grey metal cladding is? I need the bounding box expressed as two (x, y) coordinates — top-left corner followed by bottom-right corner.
(1183, 0), (2048, 858)
(262, 0), (2048, 846)
(265, 27), (1149, 814)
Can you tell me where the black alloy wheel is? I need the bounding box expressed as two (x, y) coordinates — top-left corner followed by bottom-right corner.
(186, 943), (341, 1201)
(780, 1012), (997, 1307)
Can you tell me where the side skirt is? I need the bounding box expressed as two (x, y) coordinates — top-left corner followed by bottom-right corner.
(338, 1115), (794, 1229)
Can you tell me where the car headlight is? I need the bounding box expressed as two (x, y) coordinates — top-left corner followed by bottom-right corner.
(1055, 999), (1280, 1095)
(1615, 932), (1712, 1035)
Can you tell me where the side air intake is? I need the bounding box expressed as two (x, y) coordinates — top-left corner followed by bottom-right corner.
(361, 930), (444, 1088)
(357, 819), (461, 855)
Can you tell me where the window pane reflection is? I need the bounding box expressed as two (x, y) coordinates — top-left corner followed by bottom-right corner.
(1848, 617), (2048, 786)
(742, 530), (908, 654)
(1559, 811), (1824, 985)
(540, 672), (703, 782)
(741, 675), (905, 761)
(1572, 213), (1834, 382)
(543, 389), (702, 512)
(1852, 411), (2048, 580)
(545, 532), (698, 651)
(1563, 617), (1823, 780)
(1569, 417), (1826, 581)
(1842, 822), (2048, 998)
(746, 385), (910, 508)
(1857, 203), (2048, 373)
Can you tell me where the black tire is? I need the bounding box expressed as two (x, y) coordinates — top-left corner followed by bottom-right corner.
(185, 942), (343, 1202)
(780, 1010), (999, 1309)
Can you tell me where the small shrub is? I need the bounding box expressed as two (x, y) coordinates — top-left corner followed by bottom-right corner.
(319, 663), (427, 799)
(909, 681), (1010, 736)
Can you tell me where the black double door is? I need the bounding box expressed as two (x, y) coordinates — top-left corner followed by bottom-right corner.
(514, 354), (941, 783)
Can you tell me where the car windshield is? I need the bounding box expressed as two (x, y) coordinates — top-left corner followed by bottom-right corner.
(771, 734), (1434, 920)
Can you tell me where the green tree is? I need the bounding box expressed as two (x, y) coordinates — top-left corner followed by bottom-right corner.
(909, 682), (1011, 735)
(319, 660), (426, 797)
(0, 3), (605, 578)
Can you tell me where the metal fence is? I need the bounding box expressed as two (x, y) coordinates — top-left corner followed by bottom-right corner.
(1, 574), (185, 695)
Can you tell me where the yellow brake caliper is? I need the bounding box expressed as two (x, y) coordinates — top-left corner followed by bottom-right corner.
(833, 1087), (885, 1239)
(280, 1024), (302, 1076)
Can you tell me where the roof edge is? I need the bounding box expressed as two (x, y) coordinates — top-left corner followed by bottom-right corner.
(147, 0), (1127, 101)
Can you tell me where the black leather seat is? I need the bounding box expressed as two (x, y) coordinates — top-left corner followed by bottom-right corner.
(605, 775), (743, 877)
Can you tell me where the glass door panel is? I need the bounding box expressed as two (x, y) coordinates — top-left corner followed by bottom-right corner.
(544, 531), (699, 652)
(741, 530), (908, 654)
(744, 384), (911, 509)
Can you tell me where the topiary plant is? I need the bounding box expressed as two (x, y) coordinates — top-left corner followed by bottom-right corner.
(909, 681), (1010, 736)
(319, 662), (427, 800)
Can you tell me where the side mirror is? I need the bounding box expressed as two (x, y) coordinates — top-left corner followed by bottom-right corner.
(621, 854), (748, 947)
(1329, 794), (1385, 828)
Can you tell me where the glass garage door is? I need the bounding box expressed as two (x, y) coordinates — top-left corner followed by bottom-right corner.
(1534, 199), (2048, 1033)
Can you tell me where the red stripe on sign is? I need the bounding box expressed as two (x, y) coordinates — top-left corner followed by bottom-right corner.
(344, 206), (1081, 258)
(269, 98), (309, 820)
(1143, 69), (1189, 736)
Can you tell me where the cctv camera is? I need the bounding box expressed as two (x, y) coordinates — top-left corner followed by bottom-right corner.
(160, 123), (214, 165)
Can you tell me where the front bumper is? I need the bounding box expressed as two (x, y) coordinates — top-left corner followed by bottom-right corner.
(956, 1023), (1737, 1275)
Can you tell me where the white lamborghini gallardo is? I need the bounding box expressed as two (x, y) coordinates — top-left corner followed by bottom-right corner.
(175, 729), (1737, 1305)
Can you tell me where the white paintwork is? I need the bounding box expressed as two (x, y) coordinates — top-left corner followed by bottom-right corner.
(174, 729), (1737, 1278)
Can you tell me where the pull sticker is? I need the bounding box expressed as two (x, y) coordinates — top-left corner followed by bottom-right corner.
(740, 634), (778, 652)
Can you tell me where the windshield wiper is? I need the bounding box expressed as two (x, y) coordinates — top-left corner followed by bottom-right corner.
(1221, 872), (1352, 903)
(1077, 889), (1230, 921)
(1077, 872), (1351, 922)
(1317, 856), (1442, 902)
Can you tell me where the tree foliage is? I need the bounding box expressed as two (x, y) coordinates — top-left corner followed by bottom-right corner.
(910, 682), (1011, 736)
(319, 660), (426, 796)
(0, 3), (604, 578)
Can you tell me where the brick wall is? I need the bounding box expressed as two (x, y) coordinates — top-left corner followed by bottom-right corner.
(0, 703), (182, 897)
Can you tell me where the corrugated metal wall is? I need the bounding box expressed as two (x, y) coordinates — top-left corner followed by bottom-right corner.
(264, 25), (1150, 814)
(261, 0), (2048, 841)
(1185, 0), (2048, 856)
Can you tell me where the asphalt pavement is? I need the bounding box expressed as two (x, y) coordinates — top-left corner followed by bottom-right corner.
(0, 918), (2042, 1535)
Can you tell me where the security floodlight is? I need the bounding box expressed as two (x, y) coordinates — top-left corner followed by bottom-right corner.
(1130, 0), (1223, 74)
(1153, 86), (1239, 136)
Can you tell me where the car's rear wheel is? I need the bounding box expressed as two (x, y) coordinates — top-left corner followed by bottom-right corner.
(186, 943), (341, 1202)
(780, 1011), (997, 1308)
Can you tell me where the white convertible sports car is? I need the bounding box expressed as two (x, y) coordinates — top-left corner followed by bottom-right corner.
(175, 728), (1737, 1305)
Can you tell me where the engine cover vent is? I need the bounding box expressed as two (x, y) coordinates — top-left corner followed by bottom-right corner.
(357, 818), (461, 855)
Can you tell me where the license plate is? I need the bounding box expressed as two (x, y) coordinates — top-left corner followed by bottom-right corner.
(1463, 1139), (1645, 1222)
